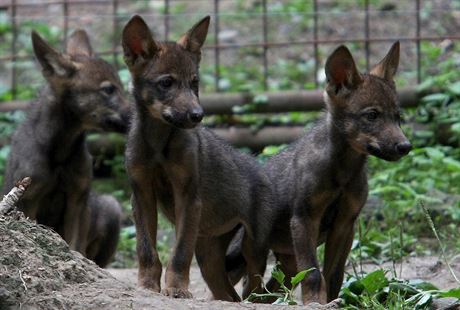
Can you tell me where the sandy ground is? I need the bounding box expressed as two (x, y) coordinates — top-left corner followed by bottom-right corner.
(108, 255), (460, 302)
(1, 212), (340, 310)
(1, 212), (459, 309)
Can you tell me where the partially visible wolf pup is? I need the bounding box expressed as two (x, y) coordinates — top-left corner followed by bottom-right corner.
(226, 42), (412, 304)
(3, 30), (127, 267)
(86, 192), (122, 267)
(122, 15), (275, 301)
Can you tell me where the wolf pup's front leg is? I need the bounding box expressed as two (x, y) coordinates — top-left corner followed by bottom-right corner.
(163, 168), (201, 298)
(129, 166), (163, 292)
(122, 15), (210, 298)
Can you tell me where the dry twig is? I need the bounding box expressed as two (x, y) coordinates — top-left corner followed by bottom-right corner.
(0, 177), (32, 215)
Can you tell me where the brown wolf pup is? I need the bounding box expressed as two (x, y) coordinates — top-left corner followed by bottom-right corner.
(122, 15), (274, 301)
(226, 42), (412, 304)
(2, 30), (127, 267)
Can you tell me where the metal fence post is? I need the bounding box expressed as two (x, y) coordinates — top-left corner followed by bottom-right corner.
(63, 0), (69, 47)
(313, 0), (319, 88)
(416, 0), (421, 83)
(214, 0), (220, 92)
(364, 0), (370, 71)
(262, 0), (268, 91)
(164, 0), (170, 41)
(10, 0), (17, 99)
(112, 0), (119, 68)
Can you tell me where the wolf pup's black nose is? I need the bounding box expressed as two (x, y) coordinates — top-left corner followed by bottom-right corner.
(395, 141), (412, 155)
(189, 108), (204, 123)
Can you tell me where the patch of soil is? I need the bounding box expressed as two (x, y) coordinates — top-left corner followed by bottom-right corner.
(1, 211), (458, 309)
(0, 212), (339, 310)
(109, 256), (460, 306)
(359, 255), (460, 290)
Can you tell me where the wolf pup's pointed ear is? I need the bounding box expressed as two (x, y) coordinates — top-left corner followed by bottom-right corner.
(122, 15), (159, 68)
(31, 31), (76, 78)
(66, 29), (93, 57)
(177, 15), (210, 60)
(325, 45), (362, 97)
(370, 41), (399, 81)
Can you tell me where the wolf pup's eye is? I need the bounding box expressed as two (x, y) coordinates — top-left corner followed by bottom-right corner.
(101, 84), (116, 95)
(366, 110), (379, 121)
(159, 77), (174, 89)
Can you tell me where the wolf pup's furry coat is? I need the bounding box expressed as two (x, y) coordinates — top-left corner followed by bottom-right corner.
(3, 30), (128, 267)
(122, 15), (275, 301)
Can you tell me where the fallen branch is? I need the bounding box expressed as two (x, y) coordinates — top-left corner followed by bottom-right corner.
(0, 177), (32, 215)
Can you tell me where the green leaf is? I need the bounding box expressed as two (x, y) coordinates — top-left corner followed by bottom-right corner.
(442, 157), (460, 172)
(347, 279), (365, 295)
(272, 297), (287, 305)
(425, 147), (445, 160)
(421, 93), (449, 103)
(414, 292), (432, 309)
(451, 123), (460, 134)
(438, 287), (460, 299)
(360, 269), (389, 294)
(408, 279), (439, 291)
(271, 265), (285, 286)
(389, 282), (419, 297)
(414, 130), (434, 139)
(290, 268), (315, 287)
(245, 292), (283, 303)
(448, 81), (460, 95)
(339, 287), (360, 306)
(417, 78), (435, 92)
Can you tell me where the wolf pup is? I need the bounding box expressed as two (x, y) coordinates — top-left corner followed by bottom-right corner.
(2, 30), (127, 267)
(122, 15), (274, 301)
(227, 42), (411, 304)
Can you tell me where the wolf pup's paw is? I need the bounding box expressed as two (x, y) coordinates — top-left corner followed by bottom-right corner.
(162, 287), (193, 299)
(139, 280), (161, 293)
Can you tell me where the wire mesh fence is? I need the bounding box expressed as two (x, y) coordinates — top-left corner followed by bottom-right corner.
(0, 0), (459, 101)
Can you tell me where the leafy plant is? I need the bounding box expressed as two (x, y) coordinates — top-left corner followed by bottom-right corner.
(340, 269), (460, 309)
(367, 145), (460, 248)
(349, 220), (416, 264)
(416, 53), (460, 147)
(245, 263), (315, 305)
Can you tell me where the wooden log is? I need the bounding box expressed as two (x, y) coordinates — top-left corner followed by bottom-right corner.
(212, 126), (305, 149)
(85, 127), (306, 156)
(201, 87), (420, 114)
(0, 88), (421, 114)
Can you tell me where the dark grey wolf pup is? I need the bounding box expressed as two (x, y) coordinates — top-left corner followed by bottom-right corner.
(226, 42), (411, 304)
(3, 29), (128, 267)
(122, 15), (275, 301)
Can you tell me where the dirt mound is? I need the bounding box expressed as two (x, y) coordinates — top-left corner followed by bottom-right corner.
(0, 212), (338, 310)
(0, 211), (107, 309)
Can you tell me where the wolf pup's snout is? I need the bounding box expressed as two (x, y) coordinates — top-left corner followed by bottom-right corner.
(104, 113), (127, 133)
(162, 96), (204, 128)
(189, 106), (204, 123)
(395, 141), (412, 156)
